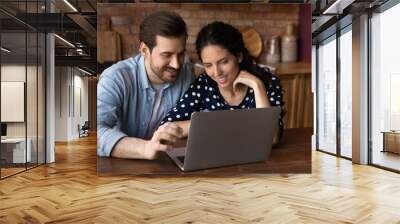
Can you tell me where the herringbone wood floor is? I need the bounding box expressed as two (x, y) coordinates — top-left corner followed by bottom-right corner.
(1, 134), (400, 223)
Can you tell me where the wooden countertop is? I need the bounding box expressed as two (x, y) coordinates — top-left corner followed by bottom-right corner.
(266, 62), (311, 76)
(97, 128), (312, 176)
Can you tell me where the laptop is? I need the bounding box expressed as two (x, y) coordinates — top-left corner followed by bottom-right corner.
(166, 107), (281, 171)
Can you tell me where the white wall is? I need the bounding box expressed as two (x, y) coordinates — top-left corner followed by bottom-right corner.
(1, 65), (40, 137)
(54, 67), (89, 141)
(55, 67), (69, 141)
(1, 64), (46, 164)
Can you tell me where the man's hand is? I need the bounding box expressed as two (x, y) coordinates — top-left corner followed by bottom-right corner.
(143, 122), (184, 159)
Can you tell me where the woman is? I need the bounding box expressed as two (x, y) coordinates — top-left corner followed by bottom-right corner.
(161, 21), (284, 139)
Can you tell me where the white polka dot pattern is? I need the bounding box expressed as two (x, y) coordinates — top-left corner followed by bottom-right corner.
(160, 72), (285, 130)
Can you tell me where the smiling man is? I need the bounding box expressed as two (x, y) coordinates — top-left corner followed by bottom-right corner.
(97, 11), (195, 159)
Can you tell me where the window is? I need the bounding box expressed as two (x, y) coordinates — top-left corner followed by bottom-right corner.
(0, 1), (47, 179)
(317, 35), (337, 154)
(339, 27), (352, 158)
(370, 2), (400, 171)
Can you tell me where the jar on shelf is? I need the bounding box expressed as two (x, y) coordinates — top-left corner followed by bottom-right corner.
(266, 35), (280, 64)
(281, 24), (298, 62)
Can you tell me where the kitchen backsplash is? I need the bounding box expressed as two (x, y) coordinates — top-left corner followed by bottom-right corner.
(98, 3), (301, 64)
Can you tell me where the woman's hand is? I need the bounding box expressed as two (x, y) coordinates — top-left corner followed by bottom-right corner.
(233, 70), (270, 108)
(233, 70), (263, 92)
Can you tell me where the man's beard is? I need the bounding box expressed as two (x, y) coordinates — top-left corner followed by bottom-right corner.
(150, 64), (179, 83)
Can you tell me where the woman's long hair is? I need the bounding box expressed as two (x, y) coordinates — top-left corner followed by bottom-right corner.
(195, 21), (274, 86)
(196, 21), (285, 140)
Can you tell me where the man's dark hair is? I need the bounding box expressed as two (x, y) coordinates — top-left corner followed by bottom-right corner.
(139, 11), (187, 51)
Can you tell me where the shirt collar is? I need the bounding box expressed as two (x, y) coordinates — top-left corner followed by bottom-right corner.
(135, 54), (173, 91)
(135, 54), (151, 90)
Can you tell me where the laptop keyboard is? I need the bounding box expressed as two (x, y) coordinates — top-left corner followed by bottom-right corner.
(177, 156), (185, 164)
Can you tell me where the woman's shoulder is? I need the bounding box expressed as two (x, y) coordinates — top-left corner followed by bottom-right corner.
(192, 73), (215, 85)
(196, 73), (211, 81)
(185, 73), (213, 94)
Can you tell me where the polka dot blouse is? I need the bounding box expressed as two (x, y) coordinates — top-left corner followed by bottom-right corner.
(161, 72), (285, 130)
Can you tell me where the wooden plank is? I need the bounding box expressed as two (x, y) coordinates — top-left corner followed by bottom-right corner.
(1, 131), (400, 223)
(97, 128), (312, 176)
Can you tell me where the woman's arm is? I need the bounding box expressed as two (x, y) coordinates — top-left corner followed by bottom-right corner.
(161, 76), (206, 135)
(233, 70), (271, 108)
(252, 80), (271, 108)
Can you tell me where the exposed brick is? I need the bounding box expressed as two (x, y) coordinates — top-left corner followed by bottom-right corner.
(275, 20), (298, 29)
(243, 12), (268, 20)
(222, 4), (251, 11)
(99, 3), (302, 62)
(188, 52), (199, 63)
(157, 3), (182, 10)
(186, 43), (196, 52)
(249, 3), (275, 12)
(100, 4), (156, 17)
(231, 20), (254, 28)
(266, 4), (299, 14)
(266, 27), (286, 36)
(187, 4), (225, 11)
(188, 26), (202, 36)
(173, 10), (192, 19)
(179, 4), (209, 11)
(187, 35), (196, 45)
(215, 11), (241, 20)
(272, 13), (298, 21)
(253, 20), (276, 28)
(187, 11), (216, 19)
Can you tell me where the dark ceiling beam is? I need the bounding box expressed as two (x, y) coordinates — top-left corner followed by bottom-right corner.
(55, 55), (96, 67)
(67, 14), (96, 39)
(11, 13), (82, 32)
(0, 8), (38, 31)
(0, 18), (27, 31)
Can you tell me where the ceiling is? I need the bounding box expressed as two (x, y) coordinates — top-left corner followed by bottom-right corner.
(0, 0), (97, 74)
(312, 0), (389, 43)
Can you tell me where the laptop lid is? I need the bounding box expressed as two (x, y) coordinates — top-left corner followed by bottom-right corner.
(182, 107), (280, 171)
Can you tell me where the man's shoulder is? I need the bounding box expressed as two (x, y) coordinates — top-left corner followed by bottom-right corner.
(100, 57), (138, 80)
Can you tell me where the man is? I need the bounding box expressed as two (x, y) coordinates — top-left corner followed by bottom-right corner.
(97, 11), (195, 159)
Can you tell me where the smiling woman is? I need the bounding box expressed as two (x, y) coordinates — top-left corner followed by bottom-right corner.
(97, 3), (310, 164)
(161, 22), (285, 140)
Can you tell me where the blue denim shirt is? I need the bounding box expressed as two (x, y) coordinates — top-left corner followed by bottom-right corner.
(97, 55), (194, 157)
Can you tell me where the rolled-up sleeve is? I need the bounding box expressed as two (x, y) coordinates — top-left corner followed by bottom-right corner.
(97, 73), (127, 157)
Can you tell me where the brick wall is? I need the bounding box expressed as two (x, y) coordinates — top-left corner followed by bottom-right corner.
(98, 3), (301, 64)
